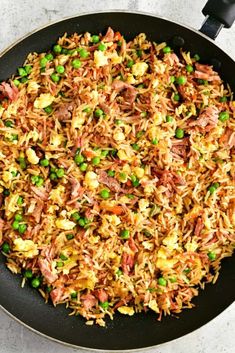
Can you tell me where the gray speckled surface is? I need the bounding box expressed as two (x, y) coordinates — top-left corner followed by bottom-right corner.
(0, 1), (234, 352)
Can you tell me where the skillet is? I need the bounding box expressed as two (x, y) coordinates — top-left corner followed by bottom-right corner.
(0, 0), (235, 350)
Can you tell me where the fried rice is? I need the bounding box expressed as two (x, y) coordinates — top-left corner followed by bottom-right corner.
(0, 27), (234, 326)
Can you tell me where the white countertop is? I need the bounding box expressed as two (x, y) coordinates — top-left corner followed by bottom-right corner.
(0, 1), (234, 352)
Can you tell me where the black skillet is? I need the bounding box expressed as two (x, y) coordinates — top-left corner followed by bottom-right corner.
(0, 0), (235, 350)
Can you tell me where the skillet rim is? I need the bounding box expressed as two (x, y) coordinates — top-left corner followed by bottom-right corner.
(0, 9), (234, 352)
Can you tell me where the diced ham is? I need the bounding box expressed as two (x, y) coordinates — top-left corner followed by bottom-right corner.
(189, 106), (219, 132)
(69, 177), (84, 199)
(156, 170), (185, 191)
(38, 258), (58, 284)
(112, 80), (137, 104)
(128, 237), (138, 252)
(55, 103), (74, 121)
(122, 252), (135, 275)
(32, 200), (44, 223)
(194, 217), (204, 237)
(31, 186), (48, 201)
(102, 27), (114, 42)
(94, 289), (108, 303)
(97, 170), (122, 192)
(50, 287), (63, 304)
(220, 127), (235, 149)
(0, 218), (4, 231)
(164, 53), (180, 66)
(81, 293), (97, 309)
(0, 82), (19, 101)
(171, 138), (189, 160)
(194, 63), (220, 82)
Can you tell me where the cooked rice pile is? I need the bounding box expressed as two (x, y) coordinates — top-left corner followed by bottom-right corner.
(0, 27), (234, 326)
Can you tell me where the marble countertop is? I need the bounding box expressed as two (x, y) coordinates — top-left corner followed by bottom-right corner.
(0, 1), (234, 352)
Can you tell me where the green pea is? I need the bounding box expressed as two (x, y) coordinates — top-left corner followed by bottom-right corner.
(44, 105), (53, 114)
(61, 48), (69, 55)
(18, 67), (27, 77)
(66, 234), (74, 240)
(3, 189), (10, 196)
(2, 242), (10, 254)
(6, 223), (15, 237)
(45, 53), (54, 61)
(100, 189), (110, 199)
(99, 301), (109, 310)
(91, 156), (100, 166)
(15, 213), (23, 222)
(151, 138), (158, 145)
(70, 291), (78, 299)
(31, 278), (41, 288)
(13, 79), (20, 87)
(107, 170), (115, 177)
(78, 218), (86, 227)
(175, 128), (184, 139)
(136, 130), (144, 139)
(163, 46), (171, 54)
(35, 176), (44, 187)
(40, 158), (49, 167)
(31, 175), (39, 184)
(131, 175), (140, 187)
(17, 196), (24, 205)
(19, 157), (27, 170)
(176, 76), (187, 85)
(170, 76), (175, 83)
(101, 150), (109, 157)
(98, 43), (106, 51)
(194, 54), (200, 61)
(24, 65), (32, 74)
(56, 261), (64, 267)
(166, 115), (173, 123)
(24, 269), (33, 279)
(56, 65), (65, 74)
(91, 35), (100, 43)
(50, 73), (60, 83)
(18, 224), (27, 234)
(53, 44), (62, 54)
(169, 277), (177, 283)
(132, 143), (140, 151)
(79, 162), (88, 172)
(208, 182), (219, 194)
(116, 269), (123, 276)
(219, 111), (229, 122)
(127, 194), (135, 199)
(94, 108), (104, 118)
(186, 64), (194, 73)
(72, 59), (81, 69)
(21, 77), (28, 84)
(71, 212), (80, 221)
(219, 96), (227, 103)
(127, 59), (134, 68)
(120, 229), (130, 239)
(173, 93), (180, 101)
(158, 277), (167, 286)
(78, 48), (89, 58)
(208, 251), (216, 261)
(4, 120), (13, 127)
(83, 106), (91, 113)
(39, 56), (48, 68)
(60, 253), (68, 261)
(74, 154), (84, 164)
(50, 172), (57, 180)
(115, 119), (122, 125)
(56, 168), (65, 178)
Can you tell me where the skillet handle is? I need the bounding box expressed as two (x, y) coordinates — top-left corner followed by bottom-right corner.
(200, 0), (235, 39)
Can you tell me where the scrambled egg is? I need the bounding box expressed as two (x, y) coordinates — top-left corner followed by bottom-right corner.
(148, 299), (159, 313)
(13, 238), (38, 258)
(27, 81), (40, 95)
(132, 62), (148, 77)
(84, 171), (99, 190)
(94, 50), (108, 67)
(117, 306), (135, 316)
(49, 185), (65, 205)
(55, 219), (76, 230)
(34, 93), (55, 109)
(26, 148), (39, 165)
(50, 132), (64, 147)
(113, 130), (125, 142)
